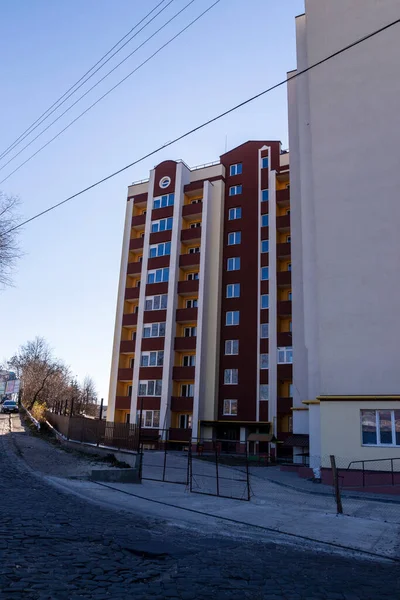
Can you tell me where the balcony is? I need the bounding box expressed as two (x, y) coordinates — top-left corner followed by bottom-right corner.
(178, 279), (199, 295)
(179, 253), (200, 269)
(172, 366), (195, 381)
(181, 227), (201, 243)
(149, 230), (172, 245)
(277, 363), (293, 380)
(141, 337), (165, 351)
(130, 238), (144, 251)
(148, 255), (170, 270)
(182, 203), (203, 219)
(277, 300), (292, 317)
(176, 307), (198, 323)
(276, 188), (290, 206)
(278, 397), (292, 415)
(277, 242), (291, 259)
(118, 368), (133, 381)
(174, 336), (197, 351)
(169, 428), (192, 442)
(277, 271), (292, 287)
(116, 396), (131, 410)
(139, 367), (163, 380)
(120, 340), (136, 353)
(127, 261), (142, 275)
(276, 214), (290, 231)
(171, 396), (194, 412)
(151, 205), (174, 220)
(131, 214), (146, 228)
(277, 332), (292, 347)
(145, 282), (168, 296)
(122, 313), (138, 327)
(143, 309), (167, 324)
(125, 287), (140, 301)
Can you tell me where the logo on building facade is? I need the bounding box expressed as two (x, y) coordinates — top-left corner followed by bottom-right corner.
(159, 176), (171, 189)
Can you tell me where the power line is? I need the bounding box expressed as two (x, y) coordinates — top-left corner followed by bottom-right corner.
(0, 0), (172, 162)
(6, 15), (400, 235)
(0, 0), (215, 186)
(0, 0), (184, 173)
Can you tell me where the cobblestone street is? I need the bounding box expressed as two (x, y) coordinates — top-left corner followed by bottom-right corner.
(1, 415), (399, 600)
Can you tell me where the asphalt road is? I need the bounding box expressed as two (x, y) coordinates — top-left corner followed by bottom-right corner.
(1, 414), (399, 600)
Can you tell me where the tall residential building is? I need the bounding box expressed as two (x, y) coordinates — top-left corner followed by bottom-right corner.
(288, 0), (400, 466)
(108, 141), (292, 453)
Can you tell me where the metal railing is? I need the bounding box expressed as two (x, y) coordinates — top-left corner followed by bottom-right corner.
(344, 457), (400, 488)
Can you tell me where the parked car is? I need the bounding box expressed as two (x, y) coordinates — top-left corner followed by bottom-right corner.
(2, 401), (18, 414)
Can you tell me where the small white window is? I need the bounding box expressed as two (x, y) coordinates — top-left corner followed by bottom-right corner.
(181, 384), (194, 397)
(228, 231), (241, 245)
(260, 324), (269, 339)
(277, 347), (293, 364)
(187, 272), (199, 281)
(182, 355), (196, 367)
(261, 267), (269, 281)
(261, 294), (269, 309)
(223, 399), (237, 416)
(229, 185), (242, 196)
(227, 257), (240, 271)
(190, 222), (201, 229)
(261, 214), (269, 227)
(226, 283), (240, 298)
(137, 409), (160, 428)
(261, 240), (269, 253)
(188, 247), (200, 254)
(226, 311), (240, 326)
(230, 163), (242, 176)
(260, 384), (269, 400)
(138, 380), (162, 397)
(260, 354), (269, 369)
(184, 326), (197, 337)
(179, 414), (193, 428)
(224, 369), (238, 385)
(261, 156), (269, 169)
(225, 340), (239, 355)
(229, 207), (242, 220)
(186, 299), (198, 308)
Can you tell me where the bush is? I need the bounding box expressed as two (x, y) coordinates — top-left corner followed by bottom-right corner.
(30, 402), (47, 423)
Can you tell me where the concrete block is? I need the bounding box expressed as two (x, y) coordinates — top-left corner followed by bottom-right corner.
(90, 468), (140, 483)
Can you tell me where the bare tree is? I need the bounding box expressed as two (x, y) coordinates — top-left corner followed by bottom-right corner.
(78, 375), (98, 416)
(0, 191), (22, 288)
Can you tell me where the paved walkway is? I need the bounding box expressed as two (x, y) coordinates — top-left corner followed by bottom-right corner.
(2, 414), (400, 599)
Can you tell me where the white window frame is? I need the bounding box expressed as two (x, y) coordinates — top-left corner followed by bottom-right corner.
(224, 369), (238, 385)
(184, 326), (197, 337)
(261, 214), (269, 227)
(260, 354), (269, 370)
(147, 267), (169, 284)
(182, 355), (196, 367)
(145, 294), (168, 311)
(151, 217), (173, 233)
(225, 340), (239, 355)
(143, 322), (166, 338)
(261, 156), (269, 169)
(361, 409), (400, 447)
(230, 163), (242, 176)
(261, 294), (269, 309)
(149, 241), (171, 258)
(277, 347), (293, 364)
(186, 299), (198, 308)
(137, 409), (160, 428)
(228, 207), (242, 220)
(188, 246), (200, 254)
(261, 189), (269, 202)
(260, 384), (269, 400)
(227, 257), (240, 271)
(261, 267), (269, 281)
(190, 221), (201, 229)
(140, 351), (164, 367)
(138, 380), (162, 397)
(229, 185), (242, 196)
(260, 324), (269, 339)
(181, 384), (194, 397)
(226, 311), (240, 326)
(153, 193), (174, 209)
(226, 283), (240, 298)
(261, 240), (269, 253)
(179, 413), (193, 428)
(223, 399), (238, 416)
(187, 272), (199, 281)
(228, 231), (241, 245)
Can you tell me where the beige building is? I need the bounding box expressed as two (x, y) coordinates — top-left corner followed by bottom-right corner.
(288, 0), (400, 473)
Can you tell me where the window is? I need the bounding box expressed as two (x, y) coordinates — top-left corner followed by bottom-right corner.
(151, 217), (173, 233)
(261, 267), (269, 281)
(286, 235), (291, 243)
(186, 299), (198, 308)
(229, 185), (242, 196)
(143, 322), (166, 338)
(261, 323), (269, 338)
(128, 385), (133, 396)
(191, 198), (202, 204)
(361, 410), (400, 446)
(184, 326), (197, 337)
(261, 214), (269, 227)
(141, 232), (145, 238)
(230, 163), (242, 176)
(149, 242), (171, 258)
(289, 320), (292, 332)
(229, 207), (242, 220)
(137, 410), (160, 428)
(289, 384), (293, 398)
(147, 267), (169, 284)
(226, 283), (240, 298)
(187, 272), (199, 281)
(223, 399), (237, 416)
(261, 189), (269, 202)
(260, 354), (269, 369)
(261, 294), (269, 309)
(286, 209), (290, 215)
(262, 156), (269, 169)
(130, 358), (135, 369)
(153, 193), (174, 209)
(179, 414), (193, 428)
(188, 246), (200, 254)
(288, 292), (292, 301)
(277, 347), (293, 364)
(141, 351), (164, 367)
(261, 240), (269, 253)
(138, 255), (143, 263)
(226, 311), (240, 326)
(228, 231), (241, 245)
(138, 380), (162, 397)
(190, 221), (201, 228)
(136, 280), (141, 287)
(260, 384), (269, 400)
(288, 263), (292, 272)
(225, 340), (239, 355)
(227, 257), (240, 271)
(145, 295), (168, 311)
(131, 331), (136, 341)
(182, 355), (196, 367)
(224, 369), (238, 385)
(181, 384), (194, 397)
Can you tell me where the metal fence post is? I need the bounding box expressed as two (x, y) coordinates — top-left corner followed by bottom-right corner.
(330, 455), (343, 514)
(162, 438), (168, 482)
(215, 446), (220, 497)
(245, 443), (251, 501)
(189, 444), (193, 492)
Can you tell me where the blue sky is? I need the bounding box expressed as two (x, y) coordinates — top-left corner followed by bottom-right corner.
(0, 0), (304, 400)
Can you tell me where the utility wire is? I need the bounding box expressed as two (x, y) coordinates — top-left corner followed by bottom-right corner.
(5, 15), (400, 235)
(0, 0), (185, 173)
(0, 0), (172, 162)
